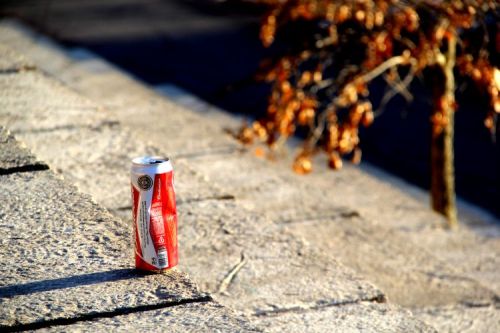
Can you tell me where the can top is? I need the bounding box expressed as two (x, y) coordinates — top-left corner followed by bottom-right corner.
(132, 156), (172, 174)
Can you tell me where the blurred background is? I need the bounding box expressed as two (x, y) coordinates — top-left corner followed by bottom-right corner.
(1, 0), (498, 218)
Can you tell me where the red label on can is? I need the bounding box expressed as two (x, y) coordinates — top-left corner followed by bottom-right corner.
(131, 161), (178, 271)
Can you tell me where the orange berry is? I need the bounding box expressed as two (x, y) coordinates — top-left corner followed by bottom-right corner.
(239, 127), (253, 144)
(300, 71), (312, 85)
(313, 71), (322, 83)
(328, 152), (343, 170)
(484, 115), (494, 129)
(293, 155), (313, 174)
(254, 147), (266, 158)
(362, 110), (374, 127)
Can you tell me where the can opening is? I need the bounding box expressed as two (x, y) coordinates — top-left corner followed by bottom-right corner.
(132, 156), (170, 166)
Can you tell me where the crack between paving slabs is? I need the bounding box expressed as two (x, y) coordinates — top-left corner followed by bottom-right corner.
(11, 120), (120, 135)
(423, 271), (488, 284)
(178, 194), (236, 204)
(0, 163), (49, 175)
(421, 270), (500, 307)
(253, 294), (387, 318)
(0, 66), (37, 75)
(0, 295), (214, 332)
(277, 210), (361, 225)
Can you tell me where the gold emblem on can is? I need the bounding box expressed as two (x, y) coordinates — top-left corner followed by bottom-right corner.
(138, 175), (153, 190)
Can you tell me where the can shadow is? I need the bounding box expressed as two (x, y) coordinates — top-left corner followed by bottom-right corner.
(0, 268), (156, 299)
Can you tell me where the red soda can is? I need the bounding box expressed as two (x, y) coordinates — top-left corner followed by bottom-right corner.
(131, 156), (178, 271)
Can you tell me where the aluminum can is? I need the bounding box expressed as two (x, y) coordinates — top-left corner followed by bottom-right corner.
(131, 156), (178, 271)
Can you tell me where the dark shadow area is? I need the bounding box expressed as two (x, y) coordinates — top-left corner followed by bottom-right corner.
(0, 296), (212, 332)
(359, 79), (500, 217)
(0, 268), (151, 298)
(0, 0), (498, 217)
(0, 163), (49, 175)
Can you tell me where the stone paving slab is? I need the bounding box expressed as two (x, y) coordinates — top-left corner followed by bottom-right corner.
(0, 19), (72, 75)
(255, 302), (437, 333)
(413, 305), (500, 333)
(1, 269), (205, 329)
(0, 126), (47, 172)
(0, 69), (230, 212)
(54, 58), (240, 159)
(0, 170), (207, 328)
(183, 151), (440, 229)
(0, 71), (105, 132)
(177, 200), (384, 316)
(154, 83), (246, 128)
(15, 125), (157, 210)
(13, 124), (230, 213)
(280, 214), (495, 308)
(183, 153), (307, 213)
(41, 302), (259, 333)
(185, 152), (497, 308)
(181, 149), (449, 232)
(0, 43), (35, 72)
(404, 224), (500, 296)
(306, 161), (500, 300)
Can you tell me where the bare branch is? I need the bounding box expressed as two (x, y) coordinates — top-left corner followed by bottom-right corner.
(375, 60), (418, 116)
(359, 55), (412, 83)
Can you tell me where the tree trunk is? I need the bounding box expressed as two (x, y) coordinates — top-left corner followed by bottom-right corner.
(431, 32), (458, 227)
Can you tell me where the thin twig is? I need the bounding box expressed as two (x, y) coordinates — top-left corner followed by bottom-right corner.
(217, 253), (248, 295)
(307, 109), (329, 149)
(359, 55), (411, 83)
(375, 60), (417, 116)
(311, 79), (334, 93)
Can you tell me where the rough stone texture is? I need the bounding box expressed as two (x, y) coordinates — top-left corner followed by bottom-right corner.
(12, 125), (229, 214)
(0, 71), (105, 132)
(184, 152), (498, 308)
(16, 125), (158, 210)
(61, 62), (240, 159)
(182, 151), (438, 229)
(0, 43), (34, 72)
(0, 71), (229, 212)
(413, 305), (500, 333)
(404, 225), (500, 297)
(155, 83), (245, 128)
(255, 302), (437, 333)
(0, 19), (72, 75)
(355, 166), (500, 296)
(0, 126), (47, 171)
(280, 214), (495, 308)
(41, 302), (259, 333)
(177, 200), (384, 316)
(1, 269), (205, 329)
(0, 171), (206, 328)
